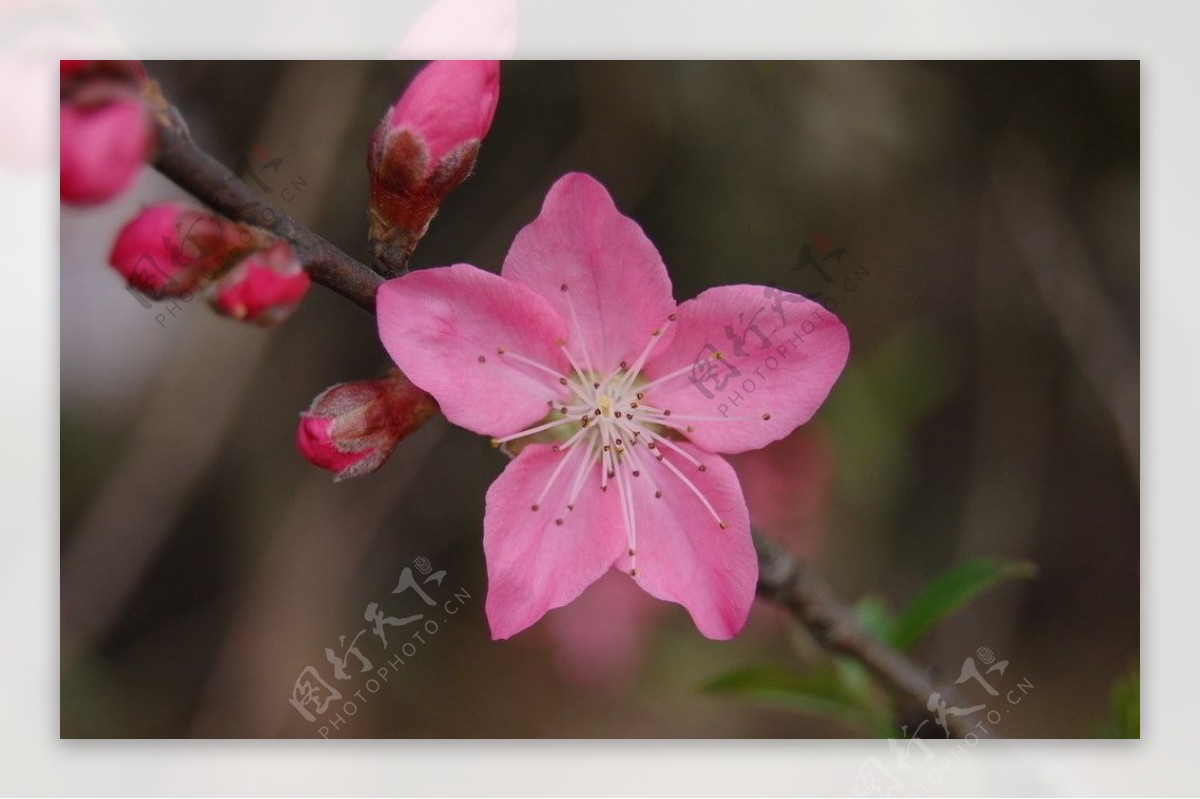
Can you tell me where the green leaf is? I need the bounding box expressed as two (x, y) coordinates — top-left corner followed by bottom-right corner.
(854, 594), (898, 643)
(890, 557), (1037, 651)
(702, 664), (887, 732)
(1098, 665), (1139, 738)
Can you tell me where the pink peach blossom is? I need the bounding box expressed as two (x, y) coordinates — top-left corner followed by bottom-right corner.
(377, 173), (849, 641)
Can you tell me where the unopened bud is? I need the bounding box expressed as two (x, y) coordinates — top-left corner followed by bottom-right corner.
(367, 59), (499, 273)
(109, 202), (252, 298)
(296, 372), (438, 481)
(60, 60), (155, 205)
(208, 241), (310, 326)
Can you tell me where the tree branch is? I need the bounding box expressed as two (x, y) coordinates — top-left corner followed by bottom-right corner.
(147, 98), (961, 737)
(152, 117), (384, 312)
(754, 532), (967, 737)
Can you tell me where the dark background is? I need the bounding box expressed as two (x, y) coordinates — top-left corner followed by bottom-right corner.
(60, 61), (1139, 737)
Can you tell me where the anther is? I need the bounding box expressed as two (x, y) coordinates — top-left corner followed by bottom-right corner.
(762, 412), (771, 420)
(698, 464), (707, 472)
(718, 521), (728, 529)
(593, 382), (600, 389)
(654, 490), (662, 498)
(531, 504), (539, 511)
(558, 377), (567, 385)
(490, 438), (500, 448)
(630, 402), (639, 409)
(497, 346), (506, 354)
(560, 283), (568, 291)
(620, 360), (627, 369)
(603, 445), (610, 452)
(628, 548), (636, 557)
(477, 355), (486, 363)
(556, 338), (565, 346)
(614, 411), (623, 418)
(663, 409), (672, 416)
(607, 469), (615, 478)
(555, 518), (563, 526)
(632, 470), (640, 477)
(687, 425), (694, 432)
(668, 313), (677, 321)
(629, 568), (638, 576)
(712, 351), (723, 360)
(594, 409), (602, 416)
(652, 328), (661, 336)
(636, 392), (645, 400)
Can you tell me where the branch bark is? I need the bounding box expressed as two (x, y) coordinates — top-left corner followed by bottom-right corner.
(152, 119), (383, 312)
(148, 100), (961, 737)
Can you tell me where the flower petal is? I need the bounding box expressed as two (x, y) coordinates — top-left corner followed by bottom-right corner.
(377, 264), (572, 437)
(501, 173), (677, 375)
(485, 444), (625, 640)
(642, 285), (849, 453)
(615, 442), (756, 640)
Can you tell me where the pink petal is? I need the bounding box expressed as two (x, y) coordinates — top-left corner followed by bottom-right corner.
(377, 264), (572, 438)
(643, 285), (849, 453)
(615, 442), (756, 640)
(485, 444), (625, 640)
(501, 173), (677, 375)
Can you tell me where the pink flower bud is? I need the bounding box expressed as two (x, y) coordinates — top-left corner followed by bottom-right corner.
(296, 372), (438, 481)
(108, 202), (250, 298)
(207, 242), (310, 326)
(60, 97), (153, 204)
(60, 60), (154, 205)
(386, 60), (499, 169)
(367, 60), (500, 272)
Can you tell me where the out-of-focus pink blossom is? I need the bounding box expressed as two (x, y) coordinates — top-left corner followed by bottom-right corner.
(108, 202), (248, 297)
(208, 242), (311, 326)
(296, 372), (438, 482)
(59, 58), (155, 205)
(392, 0), (518, 60)
(60, 97), (153, 204)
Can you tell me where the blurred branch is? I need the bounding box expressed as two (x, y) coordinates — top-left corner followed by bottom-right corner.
(146, 93), (962, 738)
(754, 532), (967, 737)
(151, 112), (384, 311)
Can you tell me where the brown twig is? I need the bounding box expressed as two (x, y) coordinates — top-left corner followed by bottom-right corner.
(152, 117), (384, 311)
(147, 99), (961, 737)
(754, 533), (967, 737)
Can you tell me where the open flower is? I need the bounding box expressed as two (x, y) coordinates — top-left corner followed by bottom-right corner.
(377, 173), (849, 640)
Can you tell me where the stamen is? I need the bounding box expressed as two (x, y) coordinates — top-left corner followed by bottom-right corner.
(658, 452), (724, 527)
(491, 415), (577, 445)
(532, 442), (582, 509)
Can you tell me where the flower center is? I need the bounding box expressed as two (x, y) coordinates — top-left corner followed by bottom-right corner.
(485, 289), (770, 579)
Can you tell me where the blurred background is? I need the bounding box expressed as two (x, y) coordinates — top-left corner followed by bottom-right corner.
(60, 61), (1139, 738)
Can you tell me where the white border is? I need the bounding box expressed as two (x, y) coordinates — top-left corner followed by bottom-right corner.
(5, 0), (1193, 795)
